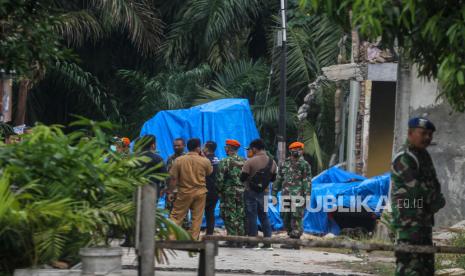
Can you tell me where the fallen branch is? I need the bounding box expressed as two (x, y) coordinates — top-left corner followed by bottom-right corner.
(202, 235), (465, 254)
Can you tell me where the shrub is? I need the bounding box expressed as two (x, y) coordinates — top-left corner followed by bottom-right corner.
(0, 119), (189, 274)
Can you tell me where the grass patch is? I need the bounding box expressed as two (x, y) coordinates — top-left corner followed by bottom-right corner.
(436, 232), (465, 271)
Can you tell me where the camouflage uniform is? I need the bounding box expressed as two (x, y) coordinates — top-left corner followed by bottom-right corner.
(272, 157), (312, 239)
(165, 153), (190, 229)
(216, 154), (246, 236)
(391, 142), (445, 276)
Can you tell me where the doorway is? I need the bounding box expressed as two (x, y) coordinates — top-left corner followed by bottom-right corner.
(366, 81), (396, 177)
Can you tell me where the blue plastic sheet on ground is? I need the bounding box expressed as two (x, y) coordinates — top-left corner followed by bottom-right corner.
(140, 98), (260, 160)
(312, 166), (367, 184)
(301, 168), (390, 235)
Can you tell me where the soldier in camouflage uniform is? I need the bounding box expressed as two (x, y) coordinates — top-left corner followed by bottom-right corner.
(272, 142), (311, 248)
(165, 138), (190, 229)
(166, 138), (186, 171)
(391, 117), (446, 276)
(216, 139), (246, 246)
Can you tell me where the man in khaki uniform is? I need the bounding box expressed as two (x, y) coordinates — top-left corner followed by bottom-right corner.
(168, 138), (213, 240)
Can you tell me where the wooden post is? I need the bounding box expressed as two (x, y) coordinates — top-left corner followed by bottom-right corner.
(139, 184), (156, 276)
(198, 240), (217, 276)
(14, 79), (30, 126)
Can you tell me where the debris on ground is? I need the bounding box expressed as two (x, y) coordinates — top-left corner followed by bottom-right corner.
(436, 268), (465, 276)
(51, 261), (70, 269)
(435, 220), (465, 245)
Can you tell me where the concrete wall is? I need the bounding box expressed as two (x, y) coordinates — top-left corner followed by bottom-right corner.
(394, 64), (465, 227)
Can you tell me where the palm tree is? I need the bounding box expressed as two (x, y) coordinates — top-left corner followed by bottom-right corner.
(161, 0), (265, 69)
(21, 0), (164, 126)
(55, 0), (163, 56)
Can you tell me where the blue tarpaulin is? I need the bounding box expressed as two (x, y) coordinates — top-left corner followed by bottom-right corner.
(301, 167), (390, 235)
(140, 98), (260, 160)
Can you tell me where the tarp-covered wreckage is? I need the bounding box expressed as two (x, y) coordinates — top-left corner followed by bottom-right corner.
(140, 98), (260, 160)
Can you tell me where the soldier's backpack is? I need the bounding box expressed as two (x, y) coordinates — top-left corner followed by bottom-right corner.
(249, 157), (273, 193)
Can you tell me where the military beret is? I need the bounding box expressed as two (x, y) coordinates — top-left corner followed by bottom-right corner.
(226, 139), (240, 147)
(408, 117), (436, 132)
(121, 137), (131, 146)
(289, 141), (304, 150)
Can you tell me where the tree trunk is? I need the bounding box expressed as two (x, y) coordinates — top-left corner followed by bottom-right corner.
(14, 79), (31, 126)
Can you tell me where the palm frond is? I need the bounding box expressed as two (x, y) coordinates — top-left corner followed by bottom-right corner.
(271, 14), (344, 99)
(299, 120), (324, 172)
(286, 27), (314, 97)
(309, 16), (345, 68)
(118, 66), (212, 125)
(34, 229), (69, 264)
(50, 61), (120, 121)
(55, 11), (104, 46)
(91, 0), (163, 56)
(162, 0), (261, 66)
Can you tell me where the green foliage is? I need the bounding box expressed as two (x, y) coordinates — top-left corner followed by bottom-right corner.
(0, 0), (72, 78)
(54, 0), (163, 55)
(300, 120), (324, 172)
(49, 61), (120, 121)
(117, 66), (212, 136)
(0, 120), (189, 273)
(303, 0), (465, 112)
(0, 123), (15, 141)
(284, 11), (345, 97)
(21, 0), (343, 167)
(162, 0), (263, 68)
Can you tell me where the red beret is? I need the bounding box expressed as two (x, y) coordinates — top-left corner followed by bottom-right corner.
(289, 142), (304, 150)
(226, 139), (241, 147)
(121, 137), (131, 146)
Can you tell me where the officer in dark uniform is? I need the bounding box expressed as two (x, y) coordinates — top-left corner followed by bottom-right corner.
(390, 117), (446, 276)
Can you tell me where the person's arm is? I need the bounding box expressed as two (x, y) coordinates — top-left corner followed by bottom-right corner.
(303, 161), (312, 197)
(240, 172), (249, 182)
(167, 161), (179, 200)
(426, 153), (445, 213)
(272, 165), (284, 197)
(390, 154), (423, 229)
(240, 160), (250, 182)
(270, 161), (278, 182)
(216, 160), (226, 195)
(156, 156), (167, 174)
(205, 159), (213, 176)
(154, 156), (167, 191)
(169, 177), (177, 192)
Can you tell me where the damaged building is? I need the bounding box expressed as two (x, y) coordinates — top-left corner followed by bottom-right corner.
(305, 44), (465, 228)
